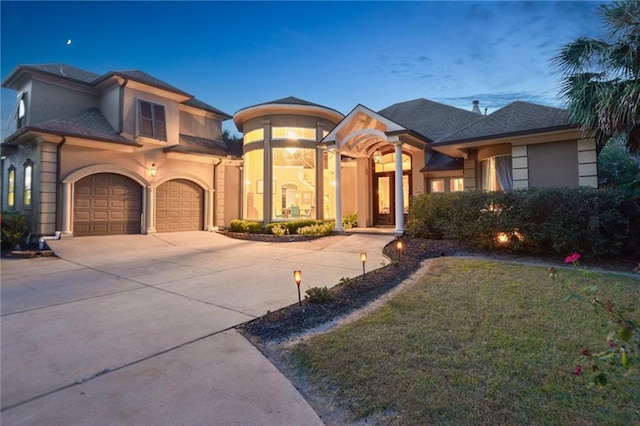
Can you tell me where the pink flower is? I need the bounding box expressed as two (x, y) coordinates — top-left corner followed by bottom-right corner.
(565, 252), (581, 264)
(574, 365), (582, 375)
(581, 347), (592, 357)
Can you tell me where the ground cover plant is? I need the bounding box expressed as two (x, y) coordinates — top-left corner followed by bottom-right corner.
(292, 258), (639, 424)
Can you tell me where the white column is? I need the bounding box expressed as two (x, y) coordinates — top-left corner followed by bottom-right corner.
(334, 150), (343, 232)
(61, 181), (73, 237)
(394, 142), (404, 235)
(207, 188), (215, 230)
(146, 186), (156, 233)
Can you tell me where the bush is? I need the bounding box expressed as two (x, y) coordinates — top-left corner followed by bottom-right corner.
(270, 224), (288, 236)
(1, 211), (28, 250)
(296, 222), (334, 236)
(229, 219), (263, 234)
(342, 213), (358, 229)
(406, 187), (640, 259)
(305, 286), (333, 304)
(265, 219), (324, 235)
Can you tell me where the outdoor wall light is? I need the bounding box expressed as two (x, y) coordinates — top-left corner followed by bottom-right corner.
(149, 163), (158, 177)
(373, 150), (382, 164)
(360, 252), (367, 277)
(293, 270), (303, 306)
(396, 239), (404, 262)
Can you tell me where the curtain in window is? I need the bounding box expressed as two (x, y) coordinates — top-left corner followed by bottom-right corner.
(495, 156), (513, 191)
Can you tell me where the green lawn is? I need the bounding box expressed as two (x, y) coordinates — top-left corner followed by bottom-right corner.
(294, 258), (639, 425)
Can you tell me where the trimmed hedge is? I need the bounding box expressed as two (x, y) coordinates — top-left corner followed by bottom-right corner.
(406, 188), (640, 258)
(230, 219), (335, 236)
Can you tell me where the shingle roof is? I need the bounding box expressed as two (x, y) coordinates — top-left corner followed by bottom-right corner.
(97, 70), (191, 97)
(166, 134), (233, 157)
(5, 64), (100, 85)
(35, 108), (139, 146)
(183, 98), (232, 119)
(238, 96), (342, 115)
(378, 98), (483, 142)
(422, 152), (463, 172)
(436, 101), (575, 144)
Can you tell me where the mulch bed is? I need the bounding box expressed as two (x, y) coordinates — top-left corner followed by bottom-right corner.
(239, 237), (639, 343)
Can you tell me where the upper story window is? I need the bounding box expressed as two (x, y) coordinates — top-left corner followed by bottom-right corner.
(272, 127), (316, 141)
(16, 91), (26, 129)
(23, 161), (33, 207)
(7, 167), (16, 208)
(482, 155), (512, 191)
(244, 128), (264, 145)
(138, 100), (166, 140)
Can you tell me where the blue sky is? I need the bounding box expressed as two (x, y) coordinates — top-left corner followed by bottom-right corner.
(1, 1), (607, 135)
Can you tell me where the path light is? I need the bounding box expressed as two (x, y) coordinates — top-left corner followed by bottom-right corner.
(396, 239), (404, 262)
(360, 252), (367, 277)
(293, 270), (302, 306)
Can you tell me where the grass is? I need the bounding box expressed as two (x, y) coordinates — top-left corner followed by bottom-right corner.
(293, 258), (640, 425)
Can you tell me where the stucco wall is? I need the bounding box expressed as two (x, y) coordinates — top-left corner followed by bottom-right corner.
(29, 79), (97, 126)
(98, 85), (121, 132)
(222, 164), (241, 225)
(528, 140), (579, 188)
(179, 111), (222, 140)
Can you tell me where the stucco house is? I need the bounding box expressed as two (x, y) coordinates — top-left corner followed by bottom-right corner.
(1, 64), (598, 238)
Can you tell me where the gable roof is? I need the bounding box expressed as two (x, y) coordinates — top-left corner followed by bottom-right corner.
(96, 69), (192, 97)
(30, 108), (139, 146)
(2, 64), (100, 87)
(166, 134), (234, 157)
(435, 101), (575, 144)
(378, 98), (483, 142)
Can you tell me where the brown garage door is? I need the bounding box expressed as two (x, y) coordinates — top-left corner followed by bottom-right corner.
(74, 173), (142, 236)
(156, 179), (203, 232)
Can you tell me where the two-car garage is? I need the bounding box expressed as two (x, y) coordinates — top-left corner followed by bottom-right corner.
(73, 173), (203, 236)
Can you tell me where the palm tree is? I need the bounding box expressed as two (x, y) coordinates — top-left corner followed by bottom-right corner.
(553, 1), (640, 154)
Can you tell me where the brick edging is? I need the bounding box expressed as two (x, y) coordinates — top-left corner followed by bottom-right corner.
(216, 230), (320, 242)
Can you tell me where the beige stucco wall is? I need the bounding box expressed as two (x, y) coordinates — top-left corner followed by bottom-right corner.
(98, 85), (121, 132)
(179, 111), (223, 140)
(29, 79), (97, 126)
(222, 164), (241, 225)
(121, 87), (180, 145)
(528, 140), (579, 188)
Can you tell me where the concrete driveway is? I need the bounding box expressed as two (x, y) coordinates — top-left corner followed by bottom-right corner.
(1, 231), (393, 425)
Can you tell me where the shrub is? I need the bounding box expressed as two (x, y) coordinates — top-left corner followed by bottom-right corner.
(296, 222), (334, 236)
(305, 286), (333, 304)
(266, 219), (324, 235)
(229, 219), (263, 234)
(342, 213), (358, 229)
(1, 211), (28, 250)
(406, 187), (640, 258)
(270, 224), (288, 236)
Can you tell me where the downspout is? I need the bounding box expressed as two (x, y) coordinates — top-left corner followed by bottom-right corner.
(55, 136), (67, 231)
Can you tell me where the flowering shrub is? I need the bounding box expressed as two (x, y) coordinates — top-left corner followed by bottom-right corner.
(549, 253), (639, 412)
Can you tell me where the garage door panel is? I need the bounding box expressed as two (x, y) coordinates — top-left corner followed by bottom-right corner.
(74, 173), (142, 236)
(156, 179), (203, 233)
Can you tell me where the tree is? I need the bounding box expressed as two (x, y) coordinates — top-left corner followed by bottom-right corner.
(553, 1), (640, 154)
(222, 129), (243, 157)
(598, 136), (640, 188)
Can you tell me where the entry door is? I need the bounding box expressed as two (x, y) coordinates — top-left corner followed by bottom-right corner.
(373, 172), (410, 226)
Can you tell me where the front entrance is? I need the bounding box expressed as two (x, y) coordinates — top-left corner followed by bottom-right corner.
(373, 171), (410, 226)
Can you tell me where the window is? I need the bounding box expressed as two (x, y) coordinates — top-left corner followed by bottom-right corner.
(7, 167), (15, 208)
(374, 152), (411, 173)
(17, 91), (26, 128)
(430, 179), (445, 193)
(482, 155), (513, 191)
(272, 127), (316, 140)
(138, 100), (166, 140)
(244, 128), (264, 145)
(272, 148), (316, 220)
(450, 178), (464, 192)
(23, 161), (33, 207)
(243, 149), (264, 220)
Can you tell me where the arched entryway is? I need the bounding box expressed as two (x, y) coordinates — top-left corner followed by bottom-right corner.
(372, 151), (412, 226)
(74, 173), (142, 236)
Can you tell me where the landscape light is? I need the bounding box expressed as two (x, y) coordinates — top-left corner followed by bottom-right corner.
(293, 270), (302, 306)
(360, 252), (367, 277)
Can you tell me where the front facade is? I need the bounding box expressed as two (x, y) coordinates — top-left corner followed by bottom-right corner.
(1, 63), (597, 238)
(1, 64), (241, 237)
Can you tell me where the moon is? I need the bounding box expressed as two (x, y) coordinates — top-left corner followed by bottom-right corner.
(67, 39), (72, 45)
